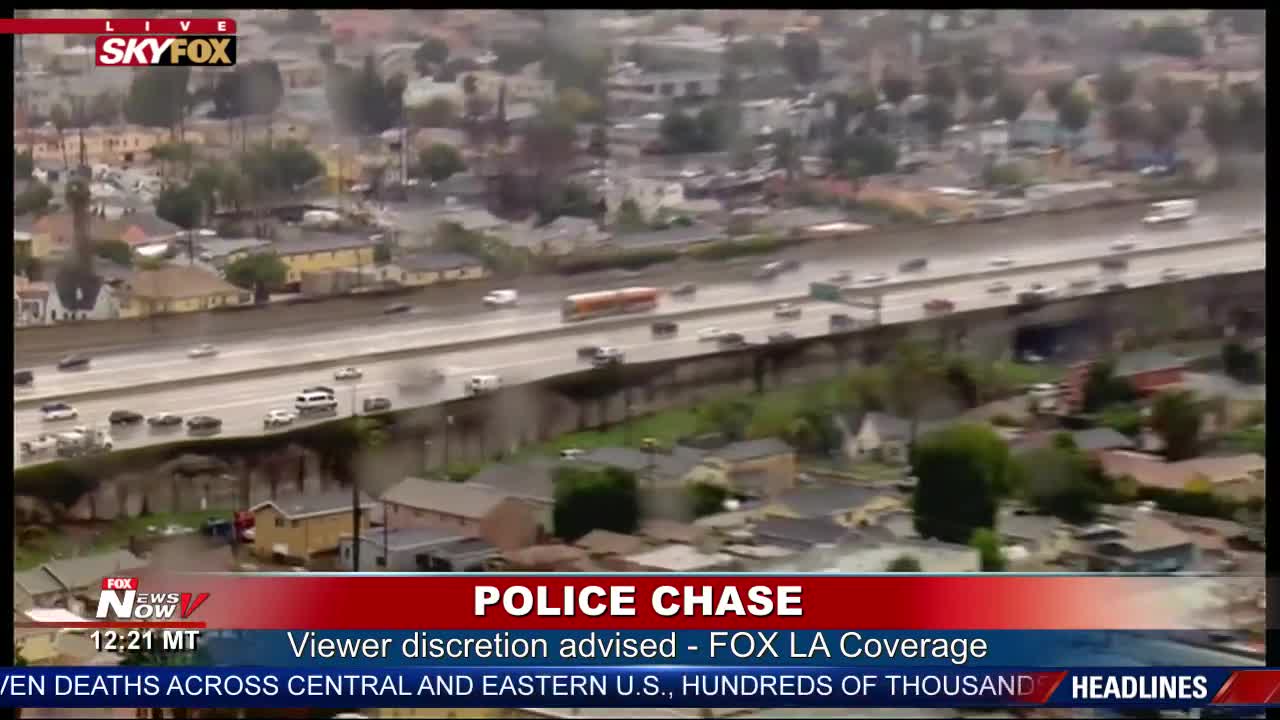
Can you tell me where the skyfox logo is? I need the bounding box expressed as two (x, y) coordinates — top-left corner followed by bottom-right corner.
(95, 36), (236, 66)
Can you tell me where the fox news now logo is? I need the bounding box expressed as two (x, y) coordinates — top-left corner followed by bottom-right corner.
(96, 577), (210, 621)
(95, 36), (236, 67)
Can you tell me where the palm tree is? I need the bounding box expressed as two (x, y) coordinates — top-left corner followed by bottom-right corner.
(886, 340), (942, 448)
(771, 128), (797, 182)
(49, 103), (71, 171)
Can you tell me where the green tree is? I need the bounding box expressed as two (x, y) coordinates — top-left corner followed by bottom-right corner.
(1046, 79), (1074, 111)
(1056, 90), (1093, 137)
(14, 148), (33, 179)
(880, 69), (913, 107)
(418, 143), (465, 182)
(923, 65), (958, 105)
(1147, 91), (1191, 152)
(1222, 341), (1263, 384)
(412, 97), (458, 129)
(154, 184), (204, 230)
(492, 40), (545, 74)
(994, 85), (1027, 123)
(124, 67), (191, 132)
(829, 134), (898, 176)
(887, 341), (942, 446)
(697, 397), (757, 441)
(1150, 390), (1203, 461)
(587, 125), (610, 158)
(911, 423), (1010, 543)
(284, 9), (324, 32)
(885, 554), (922, 572)
(224, 253), (288, 301)
(918, 98), (954, 147)
(14, 181), (52, 216)
(1234, 86), (1266, 152)
(1200, 89), (1238, 161)
(688, 482), (729, 518)
(553, 464), (640, 540)
(660, 110), (702, 153)
(87, 90), (122, 126)
(238, 140), (324, 197)
(771, 129), (797, 182)
(1097, 63), (1137, 107)
(1140, 19), (1204, 58)
(94, 240), (133, 267)
(615, 198), (647, 233)
(374, 241), (392, 265)
(414, 36), (451, 75)
(1081, 359), (1138, 413)
(1016, 446), (1102, 524)
(1100, 404), (1143, 438)
(963, 69), (995, 107)
(970, 527), (1007, 571)
(211, 61), (284, 119)
(781, 32), (822, 85)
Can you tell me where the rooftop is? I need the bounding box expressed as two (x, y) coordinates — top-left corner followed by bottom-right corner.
(349, 527), (466, 552)
(122, 266), (243, 300)
(397, 251), (486, 273)
(251, 490), (375, 520)
(774, 484), (888, 518)
(381, 477), (510, 518)
(468, 460), (558, 504)
(625, 544), (734, 572)
(269, 231), (380, 256)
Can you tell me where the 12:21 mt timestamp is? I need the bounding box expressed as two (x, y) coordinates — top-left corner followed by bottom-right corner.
(91, 629), (201, 653)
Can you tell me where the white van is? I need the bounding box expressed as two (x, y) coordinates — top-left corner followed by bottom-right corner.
(295, 391), (339, 413)
(464, 374), (502, 396)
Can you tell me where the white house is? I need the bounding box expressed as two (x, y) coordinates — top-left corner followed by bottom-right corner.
(740, 98), (823, 139)
(842, 412), (962, 464)
(604, 174), (688, 219)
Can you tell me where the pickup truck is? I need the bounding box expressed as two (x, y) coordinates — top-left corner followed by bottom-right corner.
(20, 434), (59, 456)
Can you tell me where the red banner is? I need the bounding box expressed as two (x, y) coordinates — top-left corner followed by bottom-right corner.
(73, 573), (1205, 631)
(0, 18), (235, 34)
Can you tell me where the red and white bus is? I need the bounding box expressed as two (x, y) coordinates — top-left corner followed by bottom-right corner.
(561, 287), (660, 322)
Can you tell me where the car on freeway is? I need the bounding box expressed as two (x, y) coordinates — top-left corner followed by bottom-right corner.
(861, 272), (888, 284)
(1028, 282), (1055, 296)
(753, 262), (783, 281)
(187, 415), (223, 434)
(1069, 277), (1097, 290)
(779, 259), (801, 272)
(559, 448), (585, 460)
(1243, 225), (1263, 236)
(899, 258), (928, 273)
(768, 331), (797, 344)
(1110, 237), (1138, 252)
(108, 410), (145, 426)
(302, 385), (336, 396)
(697, 327), (728, 342)
(987, 280), (1012, 294)
(482, 289), (518, 308)
(577, 344), (603, 358)
(988, 256), (1014, 267)
(383, 302), (412, 315)
(923, 299), (956, 314)
(187, 344), (219, 359)
(363, 396), (392, 413)
(828, 271), (852, 284)
(147, 413), (183, 428)
(651, 320), (679, 337)
(1161, 267), (1185, 281)
(334, 367), (363, 381)
(718, 332), (747, 347)
(21, 434), (59, 456)
(829, 313), (855, 330)
(14, 369), (33, 387)
(57, 354), (91, 371)
(670, 282), (697, 297)
(264, 409), (297, 428)
(773, 302), (802, 319)
(592, 346), (625, 367)
(1100, 257), (1129, 271)
(41, 402), (78, 422)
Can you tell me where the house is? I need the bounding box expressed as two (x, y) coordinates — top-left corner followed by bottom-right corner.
(15, 549), (148, 608)
(1096, 451), (1265, 501)
(387, 252), (488, 287)
(19, 124), (205, 166)
(763, 484), (906, 528)
(27, 210), (185, 258)
(14, 277), (50, 326)
(997, 508), (1071, 566)
(609, 224), (723, 252)
(467, 460), (558, 528)
(417, 537), (503, 572)
(114, 266), (248, 318)
(337, 527), (468, 572)
(380, 476), (545, 551)
(502, 544), (595, 572)
(576, 446), (708, 487)
(1065, 513), (1197, 573)
(247, 232), (381, 286)
(1012, 427), (1137, 456)
(807, 538), (981, 573)
(573, 530), (650, 570)
(705, 438), (797, 497)
(278, 54), (326, 91)
(1065, 351), (1188, 411)
(602, 174), (689, 219)
(621, 544), (737, 572)
(637, 519), (713, 547)
(16, 609), (100, 666)
(14, 227), (52, 259)
(750, 516), (855, 551)
(509, 216), (610, 255)
(844, 412), (961, 464)
(249, 491), (375, 562)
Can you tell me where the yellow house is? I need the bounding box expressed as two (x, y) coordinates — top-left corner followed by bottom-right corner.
(20, 124), (206, 166)
(14, 229), (52, 259)
(388, 252), (488, 287)
(246, 232), (380, 285)
(707, 437), (798, 497)
(250, 491), (375, 561)
(114, 266), (248, 318)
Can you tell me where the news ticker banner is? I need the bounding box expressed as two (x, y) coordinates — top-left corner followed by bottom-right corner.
(63, 573), (1226, 630)
(2, 667), (1278, 709)
(1, 17), (237, 66)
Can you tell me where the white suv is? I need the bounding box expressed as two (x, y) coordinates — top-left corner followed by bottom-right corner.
(264, 409), (298, 428)
(295, 392), (338, 413)
(41, 402), (78, 422)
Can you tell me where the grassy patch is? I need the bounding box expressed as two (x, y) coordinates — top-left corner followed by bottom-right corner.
(17, 509), (228, 571)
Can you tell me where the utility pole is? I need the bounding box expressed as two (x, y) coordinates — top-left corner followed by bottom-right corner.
(349, 381), (361, 572)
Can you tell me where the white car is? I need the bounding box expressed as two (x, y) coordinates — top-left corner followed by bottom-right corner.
(1161, 267), (1185, 281)
(483, 289), (519, 308)
(334, 367), (363, 381)
(187, 344), (218, 359)
(698, 327), (728, 342)
(988, 256), (1014, 267)
(264, 409), (298, 428)
(828, 271), (852, 284)
(40, 402), (78, 422)
(986, 280), (1011, 294)
(1069, 277), (1097, 290)
(861, 272), (888, 284)
(20, 434), (59, 456)
(773, 303), (802, 319)
(1110, 237), (1138, 252)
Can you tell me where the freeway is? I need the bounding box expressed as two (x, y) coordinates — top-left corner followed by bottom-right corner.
(18, 202), (1265, 401)
(14, 238), (1264, 466)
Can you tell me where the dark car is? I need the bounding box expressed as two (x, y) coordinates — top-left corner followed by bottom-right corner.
(147, 413), (183, 428)
(829, 313), (855, 330)
(898, 258), (928, 273)
(1016, 291), (1047, 307)
(1100, 257), (1128, 271)
(670, 282), (697, 297)
(14, 370), (33, 387)
(108, 410), (144, 426)
(718, 332), (746, 346)
(57, 354), (91, 371)
(768, 332), (796, 344)
(651, 320), (679, 337)
(363, 396), (392, 413)
(1105, 282), (1128, 292)
(577, 344), (602, 359)
(187, 416), (223, 433)
(383, 302), (412, 315)
(779, 259), (801, 272)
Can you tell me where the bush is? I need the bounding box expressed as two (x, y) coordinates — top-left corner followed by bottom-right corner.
(555, 248), (680, 274)
(687, 234), (796, 261)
